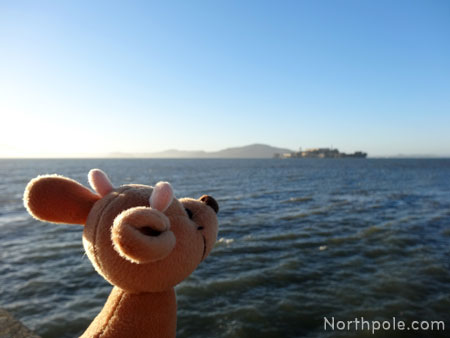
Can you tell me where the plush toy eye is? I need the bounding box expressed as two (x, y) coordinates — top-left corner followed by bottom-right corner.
(185, 208), (193, 219)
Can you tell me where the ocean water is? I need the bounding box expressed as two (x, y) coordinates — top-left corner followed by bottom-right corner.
(1, 158), (449, 338)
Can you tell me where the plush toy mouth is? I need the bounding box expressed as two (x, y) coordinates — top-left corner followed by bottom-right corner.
(139, 226), (162, 237)
(200, 234), (207, 261)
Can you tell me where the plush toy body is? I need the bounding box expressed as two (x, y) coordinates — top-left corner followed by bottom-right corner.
(23, 169), (219, 338)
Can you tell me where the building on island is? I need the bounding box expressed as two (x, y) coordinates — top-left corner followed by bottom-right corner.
(274, 147), (367, 159)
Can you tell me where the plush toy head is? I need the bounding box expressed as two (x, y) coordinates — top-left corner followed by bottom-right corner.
(24, 169), (219, 293)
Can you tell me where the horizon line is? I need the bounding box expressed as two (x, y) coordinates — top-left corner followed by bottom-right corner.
(1, 155), (450, 160)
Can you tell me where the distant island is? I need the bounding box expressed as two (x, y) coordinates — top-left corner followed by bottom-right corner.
(275, 147), (367, 159)
(108, 144), (293, 159)
(108, 145), (369, 159)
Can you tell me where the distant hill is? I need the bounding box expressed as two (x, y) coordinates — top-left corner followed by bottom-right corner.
(108, 150), (207, 158)
(108, 144), (293, 159)
(208, 144), (293, 158)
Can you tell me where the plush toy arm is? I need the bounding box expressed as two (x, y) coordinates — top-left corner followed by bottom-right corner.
(111, 207), (176, 264)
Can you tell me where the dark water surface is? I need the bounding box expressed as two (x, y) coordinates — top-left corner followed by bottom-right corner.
(1, 159), (449, 337)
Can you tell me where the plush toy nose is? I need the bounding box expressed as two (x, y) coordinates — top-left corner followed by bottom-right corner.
(111, 207), (176, 264)
(200, 195), (219, 214)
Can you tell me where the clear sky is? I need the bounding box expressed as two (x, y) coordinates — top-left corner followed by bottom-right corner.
(1, 0), (449, 157)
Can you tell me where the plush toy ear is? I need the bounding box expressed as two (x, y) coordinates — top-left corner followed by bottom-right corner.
(24, 175), (100, 225)
(149, 182), (174, 212)
(88, 169), (114, 197)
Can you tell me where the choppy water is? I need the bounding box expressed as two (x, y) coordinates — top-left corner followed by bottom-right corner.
(1, 159), (449, 337)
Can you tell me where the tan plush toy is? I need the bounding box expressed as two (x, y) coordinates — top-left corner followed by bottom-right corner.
(23, 169), (219, 338)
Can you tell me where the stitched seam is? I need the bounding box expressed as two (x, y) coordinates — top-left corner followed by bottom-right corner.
(98, 289), (126, 338)
(92, 187), (134, 277)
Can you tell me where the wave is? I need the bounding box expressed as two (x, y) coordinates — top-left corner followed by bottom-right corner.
(281, 196), (313, 204)
(215, 237), (234, 246)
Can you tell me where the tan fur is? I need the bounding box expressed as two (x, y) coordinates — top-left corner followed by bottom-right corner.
(81, 287), (176, 338)
(23, 171), (219, 337)
(24, 175), (100, 224)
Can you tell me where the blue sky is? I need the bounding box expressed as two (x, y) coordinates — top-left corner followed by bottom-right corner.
(0, 0), (449, 157)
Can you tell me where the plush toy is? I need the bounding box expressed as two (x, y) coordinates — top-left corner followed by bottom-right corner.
(23, 169), (219, 338)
